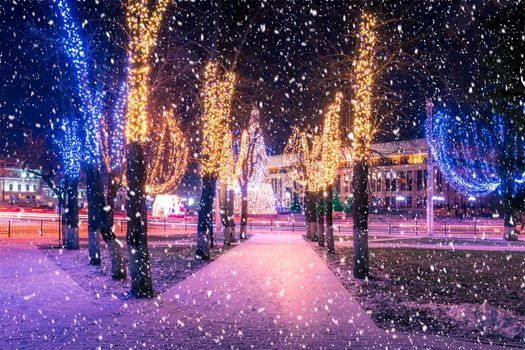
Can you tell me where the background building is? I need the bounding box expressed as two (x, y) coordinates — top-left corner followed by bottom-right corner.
(0, 158), (87, 209)
(268, 139), (500, 217)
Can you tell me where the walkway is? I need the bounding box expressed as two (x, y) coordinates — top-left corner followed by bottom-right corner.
(0, 234), (509, 349)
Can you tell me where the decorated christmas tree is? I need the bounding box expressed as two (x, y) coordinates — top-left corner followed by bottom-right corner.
(234, 109), (276, 215)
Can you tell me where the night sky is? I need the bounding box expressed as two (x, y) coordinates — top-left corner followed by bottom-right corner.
(0, 1), (523, 186)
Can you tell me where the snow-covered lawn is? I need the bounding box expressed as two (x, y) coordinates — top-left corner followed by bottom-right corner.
(314, 242), (525, 346)
(41, 239), (232, 301)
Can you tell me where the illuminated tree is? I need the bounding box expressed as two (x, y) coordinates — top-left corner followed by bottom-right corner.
(55, 0), (126, 279)
(234, 107), (276, 239)
(318, 92), (343, 254)
(125, 0), (170, 296)
(146, 111), (188, 196)
(351, 13), (377, 279)
(218, 131), (236, 246)
(55, 118), (82, 250)
(284, 127), (322, 241)
(99, 80), (128, 280)
(196, 61), (236, 259)
(55, 0), (102, 265)
(428, 111), (525, 240)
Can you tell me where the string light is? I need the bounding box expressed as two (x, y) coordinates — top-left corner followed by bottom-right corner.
(110, 80), (128, 170)
(233, 108), (276, 214)
(56, 118), (82, 178)
(200, 61), (236, 176)
(125, 0), (170, 143)
(352, 13), (377, 161)
(100, 80), (128, 173)
(147, 111), (189, 195)
(55, 0), (102, 165)
(284, 127), (322, 193)
(426, 111), (525, 197)
(320, 92), (343, 189)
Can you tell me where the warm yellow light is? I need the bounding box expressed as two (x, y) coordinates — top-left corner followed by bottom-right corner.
(201, 61), (236, 177)
(284, 127), (322, 193)
(125, 0), (170, 144)
(147, 111), (188, 195)
(320, 92), (343, 189)
(352, 13), (377, 161)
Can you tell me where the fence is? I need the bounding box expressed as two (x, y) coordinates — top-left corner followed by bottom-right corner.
(0, 216), (506, 240)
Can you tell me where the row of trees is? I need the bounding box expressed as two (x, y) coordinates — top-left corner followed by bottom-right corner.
(33, 0), (271, 295)
(30, 2), (521, 294)
(284, 93), (343, 254)
(48, 0), (175, 296)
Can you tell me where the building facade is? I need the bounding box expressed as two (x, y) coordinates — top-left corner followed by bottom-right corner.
(268, 139), (499, 217)
(0, 158), (87, 209)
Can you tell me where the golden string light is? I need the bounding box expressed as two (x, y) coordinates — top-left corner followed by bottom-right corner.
(100, 115), (112, 173)
(146, 111), (189, 195)
(125, 0), (170, 143)
(320, 92), (343, 189)
(352, 13), (377, 160)
(200, 61), (236, 176)
(284, 127), (322, 193)
(219, 131), (235, 189)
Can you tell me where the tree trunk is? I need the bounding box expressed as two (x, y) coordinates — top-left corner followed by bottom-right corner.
(86, 164), (101, 265)
(59, 190), (68, 247)
(501, 185), (519, 241)
(100, 170), (126, 280)
(306, 191), (316, 240)
(240, 182), (248, 240)
(326, 185), (335, 254)
(196, 174), (216, 259)
(126, 142), (153, 297)
(317, 190), (325, 246)
(311, 192), (319, 241)
(352, 160), (369, 279)
(227, 187), (236, 244)
(219, 180), (229, 246)
(65, 177), (79, 250)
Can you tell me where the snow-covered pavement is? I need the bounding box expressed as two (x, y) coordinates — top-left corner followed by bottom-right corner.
(0, 234), (510, 349)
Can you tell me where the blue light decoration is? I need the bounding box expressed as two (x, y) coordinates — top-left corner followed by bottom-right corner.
(427, 111), (525, 197)
(55, 0), (102, 165)
(56, 118), (82, 178)
(109, 80), (128, 170)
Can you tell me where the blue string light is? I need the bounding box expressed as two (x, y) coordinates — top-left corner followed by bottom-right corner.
(427, 111), (525, 197)
(55, 0), (102, 165)
(56, 118), (82, 178)
(109, 80), (128, 170)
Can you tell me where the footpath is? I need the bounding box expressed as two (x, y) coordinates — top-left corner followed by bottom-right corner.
(0, 234), (509, 349)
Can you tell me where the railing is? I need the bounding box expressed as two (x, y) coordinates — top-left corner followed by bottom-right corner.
(0, 216), (507, 240)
